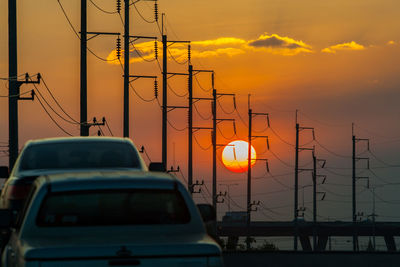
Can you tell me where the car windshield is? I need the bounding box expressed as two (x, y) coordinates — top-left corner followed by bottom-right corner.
(19, 142), (141, 170)
(36, 189), (190, 226)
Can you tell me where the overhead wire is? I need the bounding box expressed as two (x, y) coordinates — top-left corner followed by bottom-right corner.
(57, 0), (118, 62)
(41, 76), (80, 124)
(35, 92), (73, 136)
(32, 83), (80, 125)
(131, 0), (157, 23)
(193, 102), (212, 120)
(89, 0), (118, 14)
(194, 75), (212, 93)
(193, 133), (212, 150)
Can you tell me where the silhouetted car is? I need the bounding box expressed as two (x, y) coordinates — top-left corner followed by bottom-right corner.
(0, 137), (147, 211)
(1, 171), (223, 267)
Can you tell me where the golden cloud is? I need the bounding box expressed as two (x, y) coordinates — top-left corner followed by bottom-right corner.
(106, 34), (313, 64)
(322, 41), (365, 54)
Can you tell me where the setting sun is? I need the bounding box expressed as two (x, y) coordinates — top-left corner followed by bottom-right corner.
(222, 140), (257, 173)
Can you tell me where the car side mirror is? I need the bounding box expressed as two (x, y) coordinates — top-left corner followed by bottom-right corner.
(0, 209), (14, 228)
(197, 204), (216, 223)
(149, 162), (166, 172)
(0, 166), (9, 179)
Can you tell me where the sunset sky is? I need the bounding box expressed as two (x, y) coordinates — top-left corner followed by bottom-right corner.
(1, 0), (400, 239)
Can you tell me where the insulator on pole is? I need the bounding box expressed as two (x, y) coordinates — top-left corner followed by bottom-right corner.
(233, 96), (237, 110)
(266, 136), (270, 150)
(97, 130), (101, 136)
(154, 41), (158, 59)
(154, 80), (158, 98)
(116, 37), (121, 59)
(116, 0), (121, 13)
(233, 121), (237, 135)
(266, 161), (270, 172)
(154, 2), (158, 22)
(267, 114), (270, 128)
(188, 44), (191, 62)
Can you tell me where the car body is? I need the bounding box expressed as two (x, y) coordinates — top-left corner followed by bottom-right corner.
(0, 137), (147, 211)
(1, 171), (223, 267)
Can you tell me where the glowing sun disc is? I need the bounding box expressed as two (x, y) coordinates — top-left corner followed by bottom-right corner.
(222, 140), (257, 173)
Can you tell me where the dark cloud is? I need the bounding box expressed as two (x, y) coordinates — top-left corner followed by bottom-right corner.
(249, 36), (285, 48)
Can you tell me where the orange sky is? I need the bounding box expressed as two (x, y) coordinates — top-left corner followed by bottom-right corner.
(1, 0), (400, 226)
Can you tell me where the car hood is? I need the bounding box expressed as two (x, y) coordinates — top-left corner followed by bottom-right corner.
(21, 233), (221, 260)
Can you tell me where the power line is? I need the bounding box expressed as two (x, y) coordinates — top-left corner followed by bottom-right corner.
(193, 102), (212, 120)
(104, 119), (114, 136)
(57, 0), (119, 62)
(269, 127), (295, 147)
(131, 0), (157, 23)
(35, 92), (73, 136)
(194, 75), (212, 93)
(89, 0), (118, 14)
(193, 132), (212, 150)
(33, 84), (80, 125)
(40, 76), (80, 124)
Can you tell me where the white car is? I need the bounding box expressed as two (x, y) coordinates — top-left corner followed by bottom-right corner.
(1, 171), (223, 267)
(0, 137), (148, 211)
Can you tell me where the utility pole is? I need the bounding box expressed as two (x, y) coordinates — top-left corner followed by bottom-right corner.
(123, 0), (130, 137)
(352, 123), (369, 252)
(161, 15), (190, 169)
(162, 33), (167, 169)
(80, 0), (88, 136)
(246, 107), (252, 251)
(294, 111), (314, 251)
(294, 121), (299, 250)
(8, 1), (40, 169)
(8, 0), (18, 168)
(188, 64), (193, 191)
(189, 67), (213, 193)
(212, 88), (235, 213)
(246, 96), (268, 250)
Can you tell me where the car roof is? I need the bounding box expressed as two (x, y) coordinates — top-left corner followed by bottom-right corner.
(25, 136), (135, 146)
(37, 171), (181, 193)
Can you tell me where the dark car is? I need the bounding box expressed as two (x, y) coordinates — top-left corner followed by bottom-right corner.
(0, 137), (147, 211)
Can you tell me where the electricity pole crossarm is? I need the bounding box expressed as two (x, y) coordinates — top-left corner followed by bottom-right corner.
(18, 73), (41, 85)
(252, 112), (269, 116)
(217, 118), (234, 123)
(85, 31), (120, 41)
(167, 72), (189, 79)
(193, 69), (213, 76)
(128, 75), (157, 82)
(167, 105), (188, 112)
(167, 40), (190, 47)
(299, 147), (314, 152)
(356, 157), (370, 168)
(192, 127), (213, 132)
(129, 35), (157, 41)
(84, 117), (105, 128)
(216, 93), (235, 97)
(299, 168), (313, 172)
(193, 97), (213, 101)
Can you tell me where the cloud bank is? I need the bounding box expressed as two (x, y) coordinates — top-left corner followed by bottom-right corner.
(106, 33), (313, 64)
